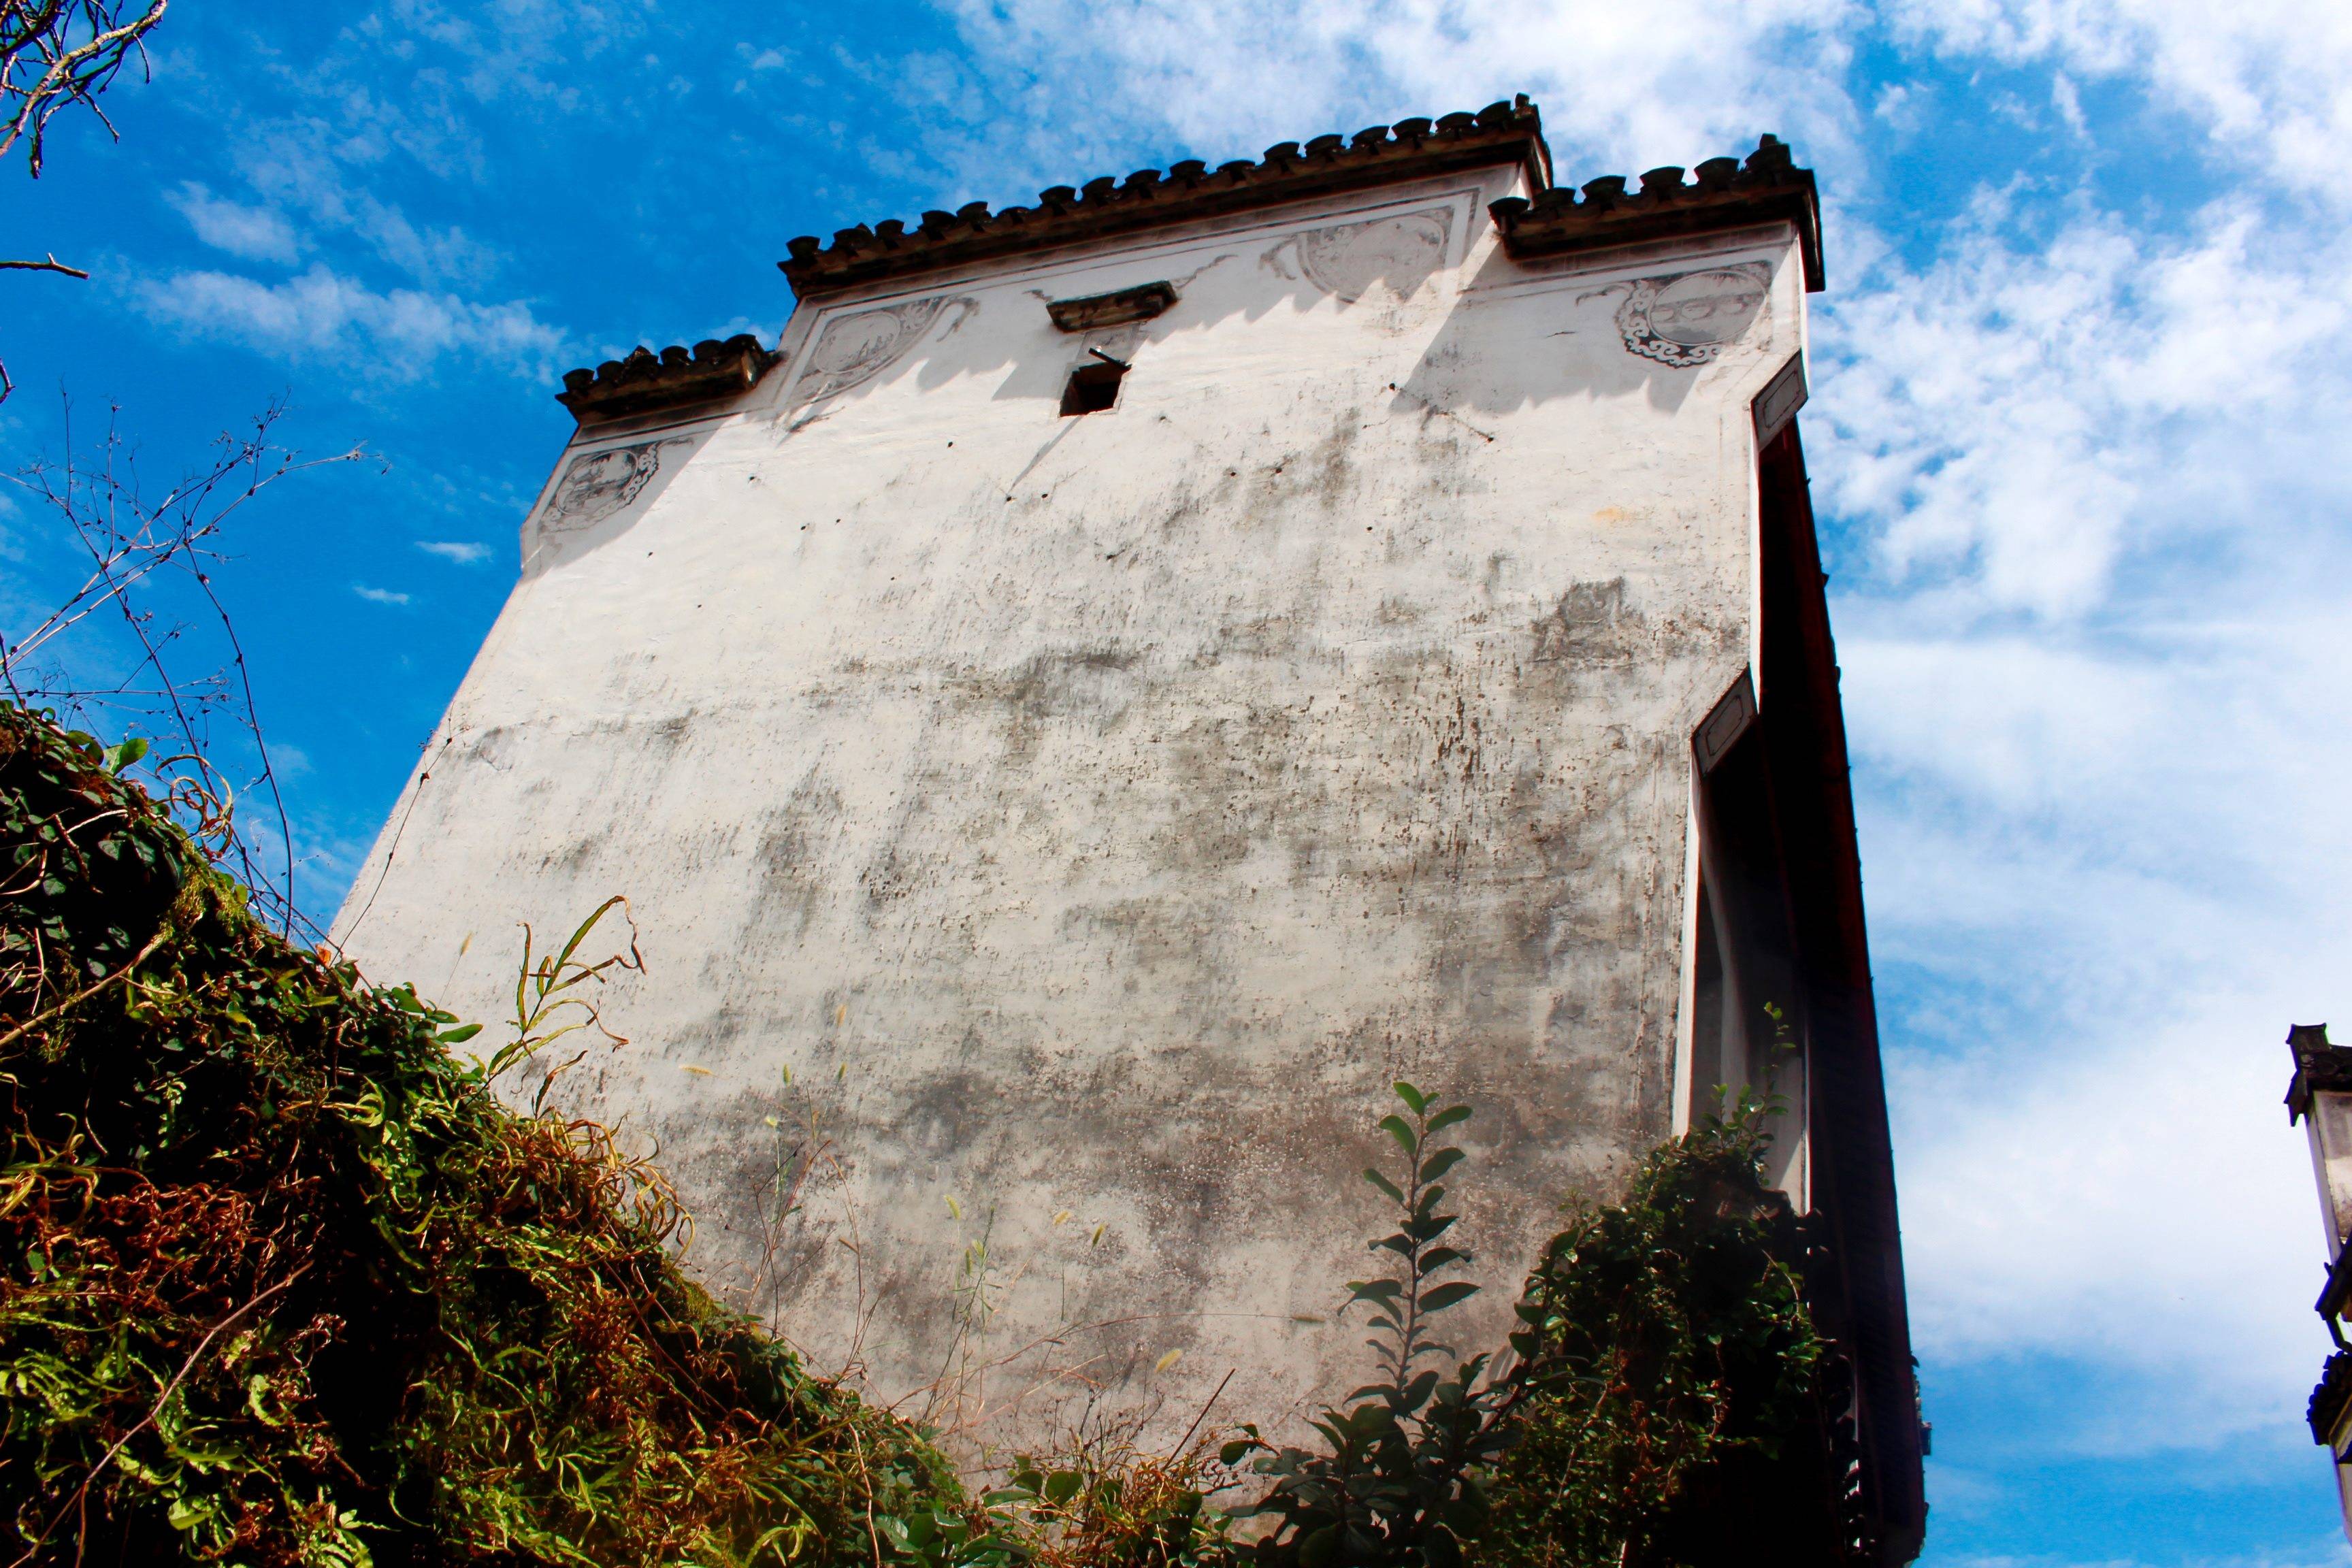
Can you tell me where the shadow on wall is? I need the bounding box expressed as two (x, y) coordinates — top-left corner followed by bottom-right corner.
(1395, 246), (1788, 424)
(519, 425), (717, 579)
(767, 193), (1791, 432)
(779, 198), (1480, 419)
(516, 200), (1793, 574)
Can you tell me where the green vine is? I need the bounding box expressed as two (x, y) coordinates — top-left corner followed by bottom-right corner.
(1482, 1098), (1833, 1568)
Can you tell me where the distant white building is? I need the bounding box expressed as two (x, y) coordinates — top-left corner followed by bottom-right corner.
(337, 97), (1923, 1563)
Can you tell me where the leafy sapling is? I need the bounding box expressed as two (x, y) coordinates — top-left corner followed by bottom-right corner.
(1224, 1083), (1522, 1568)
(1350, 1081), (1479, 1396)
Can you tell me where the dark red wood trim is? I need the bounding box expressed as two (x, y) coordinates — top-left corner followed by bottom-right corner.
(1756, 419), (1927, 1565)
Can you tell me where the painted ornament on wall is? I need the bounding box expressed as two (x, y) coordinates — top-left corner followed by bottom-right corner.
(1605, 263), (1771, 368)
(542, 439), (682, 533)
(1279, 206), (1454, 303)
(787, 295), (971, 409)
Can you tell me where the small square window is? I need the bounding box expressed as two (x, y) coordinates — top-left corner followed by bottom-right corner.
(1060, 361), (1126, 416)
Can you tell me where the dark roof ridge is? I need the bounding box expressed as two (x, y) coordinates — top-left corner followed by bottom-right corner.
(557, 333), (777, 424)
(779, 96), (1551, 297)
(1489, 134), (1823, 291)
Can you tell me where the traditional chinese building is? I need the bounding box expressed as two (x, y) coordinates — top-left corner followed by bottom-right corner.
(336, 97), (1923, 1562)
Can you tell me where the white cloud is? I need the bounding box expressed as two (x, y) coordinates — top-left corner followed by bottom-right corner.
(353, 585), (412, 605)
(1892, 992), (2328, 1452)
(1813, 199), (2352, 619)
(416, 539), (493, 564)
(1885, 0), (2352, 194)
(931, 0), (1859, 199)
(1808, 175), (2352, 1451)
(233, 122), (503, 284)
(131, 264), (566, 379)
(164, 182), (301, 264)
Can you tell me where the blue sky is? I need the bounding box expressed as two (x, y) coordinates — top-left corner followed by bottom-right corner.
(5, 1), (2350, 1562)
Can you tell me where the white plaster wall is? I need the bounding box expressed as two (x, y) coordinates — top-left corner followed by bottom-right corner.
(334, 163), (1808, 1454)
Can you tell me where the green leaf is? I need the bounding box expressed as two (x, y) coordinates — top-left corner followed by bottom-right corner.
(1392, 1081), (1428, 1115)
(1378, 1114), (1418, 1156)
(1392, 1369), (1439, 1415)
(1043, 1470), (1082, 1505)
(1418, 1281), (1481, 1313)
(104, 736), (148, 774)
(1405, 1216), (1459, 1247)
(1361, 1166), (1406, 1205)
(1417, 1246), (1466, 1273)
(1418, 1147), (1465, 1183)
(1426, 1104), (1472, 1133)
(436, 1024), (483, 1045)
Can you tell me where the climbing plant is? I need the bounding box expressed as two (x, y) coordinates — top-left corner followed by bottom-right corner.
(1480, 1100), (1835, 1568)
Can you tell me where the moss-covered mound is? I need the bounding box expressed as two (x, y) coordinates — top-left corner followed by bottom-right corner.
(0, 704), (963, 1566)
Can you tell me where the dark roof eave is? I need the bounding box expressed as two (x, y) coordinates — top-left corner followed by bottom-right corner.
(556, 334), (777, 425)
(1489, 135), (1824, 291)
(779, 97), (1550, 298)
(2289, 1025), (2352, 1122)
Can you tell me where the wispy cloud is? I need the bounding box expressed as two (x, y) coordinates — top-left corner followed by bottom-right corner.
(415, 540), (492, 564)
(1886, 0), (2352, 194)
(130, 264), (566, 379)
(924, 0), (1861, 198)
(164, 181), (301, 265)
(232, 121), (503, 285)
(1817, 199), (2352, 619)
(1801, 69), (2352, 1456)
(352, 585), (412, 605)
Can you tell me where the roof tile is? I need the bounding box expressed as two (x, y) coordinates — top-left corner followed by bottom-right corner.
(1489, 134), (1823, 291)
(556, 333), (777, 424)
(779, 97), (1551, 297)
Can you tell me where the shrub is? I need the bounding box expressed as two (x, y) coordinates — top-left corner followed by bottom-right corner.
(1481, 1107), (1834, 1568)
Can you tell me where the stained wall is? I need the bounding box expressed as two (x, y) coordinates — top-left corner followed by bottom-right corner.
(333, 161), (1809, 1450)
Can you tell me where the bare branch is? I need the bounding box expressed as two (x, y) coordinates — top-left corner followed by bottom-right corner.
(2, 2), (161, 398)
(0, 252), (86, 277)
(0, 0), (167, 177)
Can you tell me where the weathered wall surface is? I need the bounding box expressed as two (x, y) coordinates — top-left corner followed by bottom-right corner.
(333, 163), (1808, 1451)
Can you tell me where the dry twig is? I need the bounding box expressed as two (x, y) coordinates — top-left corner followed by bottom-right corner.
(1, 397), (368, 939)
